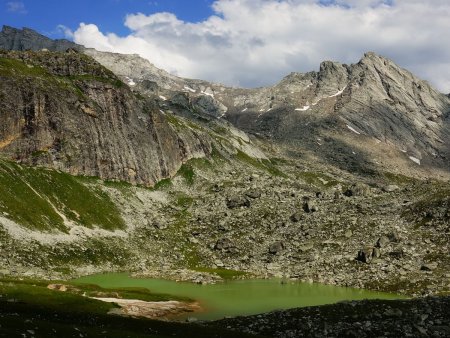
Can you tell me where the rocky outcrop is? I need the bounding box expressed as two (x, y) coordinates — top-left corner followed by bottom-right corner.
(0, 50), (211, 186)
(0, 25), (83, 52)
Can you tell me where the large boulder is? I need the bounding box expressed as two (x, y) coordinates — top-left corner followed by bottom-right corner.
(214, 238), (233, 251)
(269, 241), (285, 254)
(226, 195), (251, 209)
(245, 189), (262, 199)
(344, 183), (371, 197)
(303, 201), (318, 213)
(356, 247), (374, 263)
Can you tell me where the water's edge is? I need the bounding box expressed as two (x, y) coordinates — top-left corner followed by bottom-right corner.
(73, 272), (406, 321)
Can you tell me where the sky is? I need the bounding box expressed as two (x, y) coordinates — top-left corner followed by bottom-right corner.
(1, 0), (450, 92)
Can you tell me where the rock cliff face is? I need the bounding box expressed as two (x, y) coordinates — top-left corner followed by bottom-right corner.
(0, 50), (211, 186)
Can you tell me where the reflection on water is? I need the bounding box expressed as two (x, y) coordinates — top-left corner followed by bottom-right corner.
(73, 273), (405, 320)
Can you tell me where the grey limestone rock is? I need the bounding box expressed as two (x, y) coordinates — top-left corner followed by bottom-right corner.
(226, 195), (251, 209)
(269, 241), (285, 254)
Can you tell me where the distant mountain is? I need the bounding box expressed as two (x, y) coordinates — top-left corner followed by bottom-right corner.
(0, 25), (83, 52)
(221, 53), (450, 174)
(1, 25), (449, 177)
(86, 47), (450, 175)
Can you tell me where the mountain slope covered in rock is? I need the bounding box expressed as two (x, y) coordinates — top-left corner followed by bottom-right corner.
(0, 25), (448, 304)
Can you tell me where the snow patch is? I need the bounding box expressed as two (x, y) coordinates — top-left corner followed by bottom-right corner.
(346, 125), (361, 135)
(329, 86), (347, 98)
(125, 77), (136, 86)
(159, 95), (167, 101)
(295, 105), (310, 111)
(183, 85), (196, 93)
(241, 108), (248, 112)
(159, 110), (166, 115)
(409, 156), (421, 165)
(201, 90), (214, 98)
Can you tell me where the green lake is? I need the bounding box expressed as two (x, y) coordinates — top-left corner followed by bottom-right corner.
(73, 273), (405, 321)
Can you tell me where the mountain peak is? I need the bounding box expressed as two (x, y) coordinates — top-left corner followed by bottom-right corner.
(0, 25), (83, 52)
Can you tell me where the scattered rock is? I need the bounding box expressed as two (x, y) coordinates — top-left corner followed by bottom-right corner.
(299, 243), (313, 253)
(383, 185), (400, 192)
(344, 183), (371, 197)
(214, 238), (233, 251)
(372, 247), (381, 258)
(387, 232), (401, 243)
(290, 212), (302, 222)
(303, 201), (318, 213)
(153, 221), (167, 230)
(344, 230), (353, 238)
(245, 189), (262, 199)
(421, 262), (438, 271)
(376, 236), (390, 248)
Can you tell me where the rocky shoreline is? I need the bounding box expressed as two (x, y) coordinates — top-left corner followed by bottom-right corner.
(211, 296), (450, 337)
(97, 298), (203, 320)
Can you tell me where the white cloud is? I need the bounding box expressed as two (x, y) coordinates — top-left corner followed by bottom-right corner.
(56, 25), (74, 39)
(6, 1), (27, 14)
(73, 0), (450, 92)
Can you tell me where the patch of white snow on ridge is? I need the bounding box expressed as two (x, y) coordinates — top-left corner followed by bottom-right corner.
(184, 85), (196, 93)
(159, 110), (166, 115)
(266, 108), (273, 112)
(159, 95), (167, 101)
(242, 108), (248, 112)
(201, 90), (214, 98)
(295, 106), (310, 111)
(347, 125), (361, 135)
(259, 108), (265, 112)
(125, 77), (136, 86)
(409, 156), (421, 165)
(329, 86), (347, 98)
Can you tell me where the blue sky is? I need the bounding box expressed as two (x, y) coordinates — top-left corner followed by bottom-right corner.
(1, 0), (215, 37)
(1, 0), (449, 92)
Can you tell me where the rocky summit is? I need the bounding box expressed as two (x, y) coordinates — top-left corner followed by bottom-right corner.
(0, 26), (449, 337)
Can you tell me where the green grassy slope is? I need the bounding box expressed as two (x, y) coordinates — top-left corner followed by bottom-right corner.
(0, 160), (125, 232)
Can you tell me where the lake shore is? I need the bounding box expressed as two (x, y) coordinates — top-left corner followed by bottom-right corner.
(93, 297), (203, 320)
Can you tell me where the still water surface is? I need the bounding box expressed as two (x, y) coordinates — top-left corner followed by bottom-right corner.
(74, 273), (404, 320)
